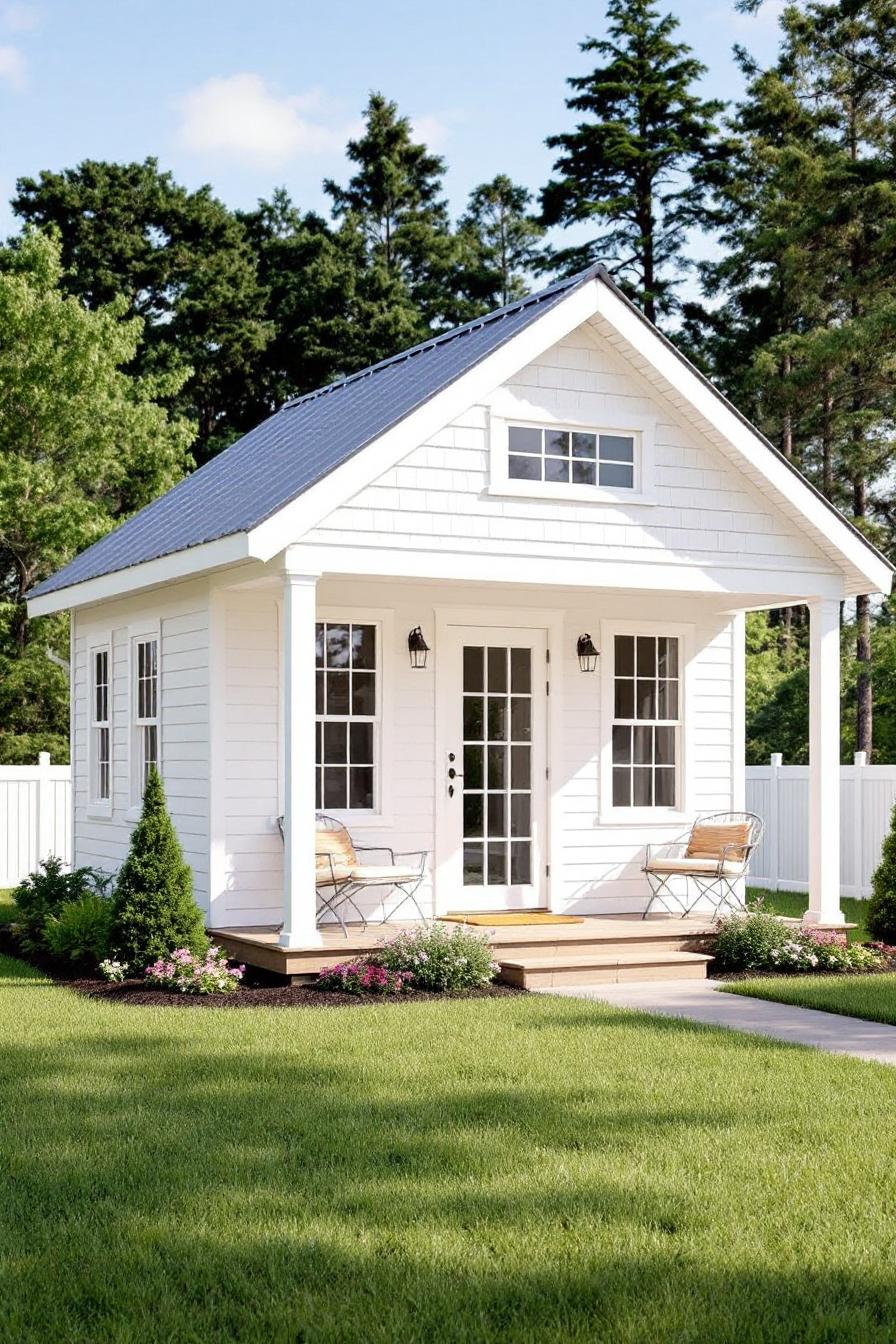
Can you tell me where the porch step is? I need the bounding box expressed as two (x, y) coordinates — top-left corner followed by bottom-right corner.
(497, 949), (713, 990)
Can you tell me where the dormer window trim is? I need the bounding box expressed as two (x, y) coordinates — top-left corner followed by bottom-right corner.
(487, 412), (656, 506)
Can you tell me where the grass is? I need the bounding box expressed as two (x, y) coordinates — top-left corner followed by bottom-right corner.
(2, 956), (896, 1341)
(0, 888), (16, 926)
(747, 886), (872, 941)
(720, 973), (896, 1027)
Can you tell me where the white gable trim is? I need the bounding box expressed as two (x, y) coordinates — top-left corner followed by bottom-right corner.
(592, 281), (892, 597)
(27, 534), (252, 617)
(245, 282), (602, 561)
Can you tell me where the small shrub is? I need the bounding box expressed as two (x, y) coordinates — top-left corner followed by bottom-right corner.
(317, 959), (413, 995)
(714, 911), (884, 974)
(868, 801), (896, 943)
(712, 910), (796, 971)
(378, 923), (499, 991)
(110, 767), (207, 967)
(12, 857), (110, 954)
(144, 946), (244, 995)
(43, 895), (113, 965)
(99, 958), (130, 983)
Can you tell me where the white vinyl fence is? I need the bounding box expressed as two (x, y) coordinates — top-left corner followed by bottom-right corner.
(746, 752), (896, 898)
(0, 754), (72, 888)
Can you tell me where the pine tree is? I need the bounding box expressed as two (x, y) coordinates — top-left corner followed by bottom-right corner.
(110, 767), (206, 968)
(324, 93), (460, 348)
(457, 175), (545, 310)
(541, 0), (723, 321)
(704, 0), (896, 756)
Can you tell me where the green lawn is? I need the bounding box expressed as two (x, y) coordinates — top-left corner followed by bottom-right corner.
(747, 887), (872, 941)
(0, 888), (16, 925)
(3, 956), (896, 1341)
(721, 974), (896, 1027)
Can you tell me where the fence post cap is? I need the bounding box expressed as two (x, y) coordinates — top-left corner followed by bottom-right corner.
(854, 751), (868, 766)
(37, 751), (50, 766)
(770, 753), (784, 768)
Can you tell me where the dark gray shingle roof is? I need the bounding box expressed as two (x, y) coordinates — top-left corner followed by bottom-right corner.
(30, 266), (598, 599)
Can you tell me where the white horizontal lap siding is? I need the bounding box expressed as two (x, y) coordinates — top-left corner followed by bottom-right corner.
(556, 610), (736, 915)
(71, 583), (211, 906)
(304, 327), (838, 583)
(219, 592), (282, 925)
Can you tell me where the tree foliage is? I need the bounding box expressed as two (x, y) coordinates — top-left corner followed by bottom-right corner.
(541, 0), (724, 320)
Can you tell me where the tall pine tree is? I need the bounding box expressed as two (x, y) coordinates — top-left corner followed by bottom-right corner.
(324, 94), (460, 358)
(457, 175), (545, 310)
(541, 0), (723, 321)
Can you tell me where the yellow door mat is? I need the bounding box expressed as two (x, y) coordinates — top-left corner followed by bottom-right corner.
(440, 912), (585, 926)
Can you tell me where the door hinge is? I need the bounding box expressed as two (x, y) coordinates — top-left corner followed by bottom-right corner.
(546, 680), (550, 696)
(546, 648), (551, 665)
(546, 863), (551, 878)
(545, 765), (550, 781)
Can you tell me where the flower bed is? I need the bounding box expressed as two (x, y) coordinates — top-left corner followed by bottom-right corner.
(711, 909), (894, 977)
(143, 946), (245, 995)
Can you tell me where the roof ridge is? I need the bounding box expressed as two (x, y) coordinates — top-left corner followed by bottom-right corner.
(281, 263), (603, 412)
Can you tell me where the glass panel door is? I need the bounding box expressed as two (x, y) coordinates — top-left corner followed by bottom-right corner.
(441, 625), (546, 911)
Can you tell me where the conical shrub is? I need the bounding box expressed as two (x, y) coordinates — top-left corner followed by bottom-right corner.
(110, 766), (207, 968)
(868, 800), (896, 944)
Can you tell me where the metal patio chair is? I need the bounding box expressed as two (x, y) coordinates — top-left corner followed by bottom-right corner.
(642, 811), (764, 920)
(315, 813), (430, 935)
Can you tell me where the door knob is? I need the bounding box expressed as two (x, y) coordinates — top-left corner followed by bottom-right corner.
(448, 767), (463, 780)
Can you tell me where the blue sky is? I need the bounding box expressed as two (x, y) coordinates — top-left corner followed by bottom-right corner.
(0, 0), (786, 241)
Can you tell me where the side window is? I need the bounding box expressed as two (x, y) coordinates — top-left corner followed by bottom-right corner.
(90, 647), (111, 804)
(507, 425), (636, 490)
(611, 635), (679, 808)
(315, 621), (377, 812)
(132, 636), (159, 801)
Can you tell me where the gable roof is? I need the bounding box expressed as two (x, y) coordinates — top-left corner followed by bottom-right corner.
(28, 266), (599, 601)
(28, 261), (893, 610)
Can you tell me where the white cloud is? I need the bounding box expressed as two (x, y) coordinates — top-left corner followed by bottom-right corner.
(0, 43), (25, 89)
(2, 3), (38, 31)
(410, 114), (453, 151)
(175, 74), (353, 167)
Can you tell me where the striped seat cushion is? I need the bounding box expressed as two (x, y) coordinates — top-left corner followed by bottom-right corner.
(316, 826), (357, 881)
(686, 822), (751, 862)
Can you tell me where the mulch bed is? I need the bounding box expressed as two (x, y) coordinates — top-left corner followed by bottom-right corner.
(0, 928), (524, 1009)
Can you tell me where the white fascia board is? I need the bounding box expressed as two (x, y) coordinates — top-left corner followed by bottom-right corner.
(246, 282), (601, 561)
(290, 541), (848, 601)
(26, 533), (251, 617)
(593, 281), (893, 597)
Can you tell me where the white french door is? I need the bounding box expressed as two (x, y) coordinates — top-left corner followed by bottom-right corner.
(438, 624), (547, 911)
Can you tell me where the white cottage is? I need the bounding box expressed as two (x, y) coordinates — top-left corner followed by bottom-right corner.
(28, 265), (892, 967)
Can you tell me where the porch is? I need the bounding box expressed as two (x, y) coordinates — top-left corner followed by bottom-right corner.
(211, 913), (717, 987)
(208, 560), (845, 944)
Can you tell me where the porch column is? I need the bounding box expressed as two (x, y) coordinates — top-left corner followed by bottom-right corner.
(280, 569), (321, 948)
(804, 598), (844, 926)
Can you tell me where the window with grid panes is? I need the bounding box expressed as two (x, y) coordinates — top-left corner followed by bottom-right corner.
(507, 425), (635, 489)
(611, 635), (679, 808)
(133, 637), (159, 798)
(91, 648), (111, 803)
(315, 622), (377, 811)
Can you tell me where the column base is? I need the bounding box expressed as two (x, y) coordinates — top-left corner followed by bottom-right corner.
(278, 926), (324, 949)
(802, 909), (846, 928)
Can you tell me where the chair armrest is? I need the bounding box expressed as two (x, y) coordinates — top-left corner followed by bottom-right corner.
(314, 851), (342, 887)
(644, 839), (690, 865)
(354, 844), (397, 863)
(391, 849), (428, 872)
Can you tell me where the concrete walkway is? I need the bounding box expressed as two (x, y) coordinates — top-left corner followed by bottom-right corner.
(538, 979), (896, 1066)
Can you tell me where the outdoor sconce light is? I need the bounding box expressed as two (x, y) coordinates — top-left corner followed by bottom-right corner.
(408, 626), (430, 669)
(577, 633), (599, 673)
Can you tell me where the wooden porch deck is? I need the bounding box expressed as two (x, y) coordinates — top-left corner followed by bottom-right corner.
(211, 914), (717, 985)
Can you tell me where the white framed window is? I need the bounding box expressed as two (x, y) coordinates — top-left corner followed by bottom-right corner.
(89, 645), (111, 808)
(611, 634), (680, 808)
(131, 635), (159, 803)
(599, 621), (692, 821)
(509, 425), (635, 489)
(315, 620), (379, 813)
(488, 414), (655, 505)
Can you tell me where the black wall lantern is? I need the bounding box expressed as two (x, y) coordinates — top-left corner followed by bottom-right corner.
(408, 626), (430, 669)
(577, 633), (599, 672)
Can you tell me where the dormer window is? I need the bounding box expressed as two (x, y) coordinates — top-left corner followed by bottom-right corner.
(508, 426), (635, 490)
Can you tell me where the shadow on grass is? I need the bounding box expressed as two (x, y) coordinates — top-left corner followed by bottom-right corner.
(2, 972), (896, 1342)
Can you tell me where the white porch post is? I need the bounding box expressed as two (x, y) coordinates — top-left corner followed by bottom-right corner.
(280, 568), (321, 948)
(804, 597), (844, 926)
